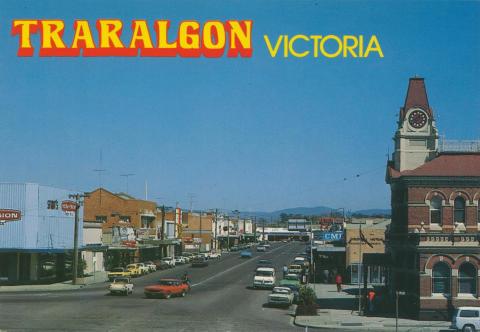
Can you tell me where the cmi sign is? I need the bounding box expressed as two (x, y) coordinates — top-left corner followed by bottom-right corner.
(0, 209), (21, 225)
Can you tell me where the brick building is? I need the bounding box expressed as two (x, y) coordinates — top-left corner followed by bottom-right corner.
(83, 188), (161, 268)
(180, 212), (213, 252)
(385, 77), (480, 320)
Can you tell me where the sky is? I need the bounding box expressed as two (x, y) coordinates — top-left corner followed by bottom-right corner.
(0, 1), (479, 212)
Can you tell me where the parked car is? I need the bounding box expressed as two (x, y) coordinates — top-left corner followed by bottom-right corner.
(283, 284), (300, 303)
(153, 260), (170, 270)
(256, 245), (266, 252)
(253, 267), (276, 289)
(240, 250), (252, 258)
(127, 263), (148, 277)
(144, 261), (157, 272)
(183, 256), (192, 263)
(144, 278), (190, 299)
(230, 246), (240, 252)
(174, 257), (186, 265)
(207, 251), (221, 259)
(191, 257), (208, 267)
(451, 307), (480, 332)
(108, 277), (134, 295)
(279, 273), (301, 288)
(268, 287), (294, 307)
(107, 267), (132, 281)
(161, 257), (176, 267)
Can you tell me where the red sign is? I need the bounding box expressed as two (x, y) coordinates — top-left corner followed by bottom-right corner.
(0, 209), (21, 221)
(61, 200), (77, 212)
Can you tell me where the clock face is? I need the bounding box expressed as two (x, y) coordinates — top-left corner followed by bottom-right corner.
(408, 110), (428, 129)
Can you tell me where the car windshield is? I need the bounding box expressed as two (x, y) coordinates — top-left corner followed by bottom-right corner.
(273, 288), (290, 294)
(162, 258), (171, 261)
(258, 260), (271, 265)
(285, 275), (298, 280)
(112, 268), (123, 272)
(114, 278), (128, 283)
(158, 280), (177, 286)
(256, 271), (273, 277)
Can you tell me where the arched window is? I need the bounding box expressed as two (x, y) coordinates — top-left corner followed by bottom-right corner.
(432, 262), (451, 294)
(477, 202), (480, 224)
(430, 196), (442, 224)
(454, 197), (466, 224)
(458, 263), (477, 295)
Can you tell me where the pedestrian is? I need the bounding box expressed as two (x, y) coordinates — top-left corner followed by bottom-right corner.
(368, 289), (376, 313)
(335, 273), (342, 292)
(282, 265), (288, 278)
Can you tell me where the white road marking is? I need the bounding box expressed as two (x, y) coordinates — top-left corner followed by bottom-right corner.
(191, 244), (289, 288)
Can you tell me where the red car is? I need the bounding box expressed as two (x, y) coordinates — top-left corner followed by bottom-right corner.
(144, 278), (190, 299)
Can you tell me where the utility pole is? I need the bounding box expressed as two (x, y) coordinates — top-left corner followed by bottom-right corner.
(253, 216), (257, 242)
(214, 209), (218, 250)
(198, 211), (202, 253)
(262, 218), (265, 242)
(69, 192), (89, 285)
(358, 223), (363, 315)
(227, 215), (230, 251)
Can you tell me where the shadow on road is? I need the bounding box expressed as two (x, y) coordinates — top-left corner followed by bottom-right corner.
(316, 297), (357, 311)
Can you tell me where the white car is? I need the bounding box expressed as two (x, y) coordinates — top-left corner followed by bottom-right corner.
(174, 257), (186, 265)
(268, 287), (294, 307)
(137, 263), (150, 275)
(161, 257), (176, 267)
(144, 261), (157, 272)
(207, 252), (221, 259)
(451, 307), (480, 332)
(253, 267), (276, 289)
(108, 277), (134, 295)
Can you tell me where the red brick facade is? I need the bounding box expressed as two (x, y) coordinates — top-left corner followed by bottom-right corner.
(385, 78), (480, 320)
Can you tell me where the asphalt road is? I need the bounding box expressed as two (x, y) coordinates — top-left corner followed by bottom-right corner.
(0, 242), (309, 331)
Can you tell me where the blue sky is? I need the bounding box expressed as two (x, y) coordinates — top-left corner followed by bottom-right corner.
(0, 1), (479, 212)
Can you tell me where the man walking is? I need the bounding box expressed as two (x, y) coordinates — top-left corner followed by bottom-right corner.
(282, 265), (288, 278)
(335, 273), (343, 292)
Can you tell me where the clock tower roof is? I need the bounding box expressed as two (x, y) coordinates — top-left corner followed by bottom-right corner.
(399, 77), (433, 121)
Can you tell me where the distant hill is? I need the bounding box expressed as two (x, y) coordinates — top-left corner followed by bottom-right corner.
(353, 209), (391, 217)
(238, 206), (390, 222)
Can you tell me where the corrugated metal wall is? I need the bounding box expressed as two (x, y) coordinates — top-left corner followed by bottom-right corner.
(0, 183), (27, 248)
(0, 183), (83, 250)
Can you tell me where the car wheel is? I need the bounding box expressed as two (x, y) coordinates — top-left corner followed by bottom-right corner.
(463, 325), (476, 332)
(165, 294), (171, 299)
(181, 291), (186, 297)
(145, 294), (151, 299)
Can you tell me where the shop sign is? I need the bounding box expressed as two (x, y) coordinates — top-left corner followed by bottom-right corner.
(0, 209), (21, 225)
(61, 200), (77, 212)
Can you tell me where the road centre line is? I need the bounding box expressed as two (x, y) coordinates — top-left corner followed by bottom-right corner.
(191, 243), (290, 288)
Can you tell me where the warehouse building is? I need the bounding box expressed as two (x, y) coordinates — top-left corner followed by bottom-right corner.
(0, 183), (82, 284)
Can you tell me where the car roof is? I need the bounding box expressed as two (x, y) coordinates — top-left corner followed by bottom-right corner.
(458, 307), (480, 310)
(257, 267), (275, 271)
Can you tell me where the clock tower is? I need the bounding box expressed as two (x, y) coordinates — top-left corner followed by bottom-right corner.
(393, 77), (438, 171)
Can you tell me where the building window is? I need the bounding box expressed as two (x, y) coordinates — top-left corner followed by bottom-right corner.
(454, 197), (466, 224)
(430, 196), (442, 224)
(432, 262), (451, 295)
(95, 215), (107, 223)
(477, 203), (480, 224)
(119, 216), (131, 223)
(458, 263), (477, 295)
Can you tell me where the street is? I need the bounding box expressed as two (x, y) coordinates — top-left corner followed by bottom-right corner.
(0, 242), (308, 331)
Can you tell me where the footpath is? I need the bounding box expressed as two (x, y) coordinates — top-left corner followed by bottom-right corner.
(0, 271), (107, 293)
(294, 283), (453, 331)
